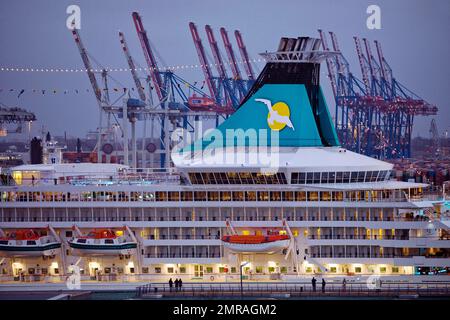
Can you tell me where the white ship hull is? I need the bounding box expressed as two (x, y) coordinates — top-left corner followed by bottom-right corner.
(68, 241), (137, 256)
(0, 242), (61, 258)
(223, 239), (290, 253)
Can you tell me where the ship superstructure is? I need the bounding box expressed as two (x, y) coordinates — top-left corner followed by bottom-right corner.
(0, 37), (448, 282)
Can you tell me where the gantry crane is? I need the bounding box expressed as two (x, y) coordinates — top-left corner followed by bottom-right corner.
(119, 31), (147, 103)
(132, 12), (165, 103)
(234, 30), (255, 81)
(71, 27), (115, 163)
(205, 25), (239, 108)
(220, 27), (248, 100)
(320, 29), (438, 159)
(189, 22), (218, 103)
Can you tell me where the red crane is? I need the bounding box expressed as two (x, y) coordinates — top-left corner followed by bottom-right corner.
(353, 36), (371, 94)
(220, 27), (242, 81)
(205, 25), (231, 107)
(189, 22), (217, 100)
(205, 25), (229, 80)
(234, 30), (255, 81)
(132, 12), (164, 102)
(119, 31), (147, 103)
(71, 28), (103, 105)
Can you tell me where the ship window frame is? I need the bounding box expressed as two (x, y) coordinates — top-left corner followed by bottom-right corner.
(232, 191), (244, 201)
(336, 171), (343, 183)
(306, 172), (314, 184)
(208, 191), (220, 201)
(329, 171), (336, 184)
(258, 191), (269, 201)
(313, 172), (321, 184)
(295, 191), (307, 201)
(244, 191), (256, 201)
(282, 191), (294, 201)
(320, 172), (328, 184)
(168, 192), (180, 201)
(270, 191), (282, 201)
(155, 192), (167, 202)
(220, 191), (232, 201)
(194, 191), (207, 201)
(343, 171), (350, 183)
(357, 171), (365, 182)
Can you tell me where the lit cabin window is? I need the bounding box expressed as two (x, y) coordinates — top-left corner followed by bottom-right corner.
(115, 230), (123, 237)
(12, 171), (22, 185)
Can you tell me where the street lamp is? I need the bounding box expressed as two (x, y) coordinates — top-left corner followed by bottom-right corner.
(240, 261), (250, 298)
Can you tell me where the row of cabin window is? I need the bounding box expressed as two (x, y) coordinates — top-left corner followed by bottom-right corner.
(291, 170), (389, 184)
(188, 171), (389, 185)
(189, 172), (287, 185)
(2, 190), (400, 202)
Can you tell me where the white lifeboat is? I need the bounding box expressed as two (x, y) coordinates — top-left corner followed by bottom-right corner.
(68, 229), (137, 256)
(0, 229), (61, 257)
(222, 234), (290, 254)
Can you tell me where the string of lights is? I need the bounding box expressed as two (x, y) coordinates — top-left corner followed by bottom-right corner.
(0, 58), (266, 73)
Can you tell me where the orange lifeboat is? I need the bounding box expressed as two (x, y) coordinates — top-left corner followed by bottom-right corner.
(221, 234), (290, 253)
(0, 229), (61, 257)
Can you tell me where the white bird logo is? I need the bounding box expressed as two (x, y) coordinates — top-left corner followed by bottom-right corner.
(255, 98), (295, 131)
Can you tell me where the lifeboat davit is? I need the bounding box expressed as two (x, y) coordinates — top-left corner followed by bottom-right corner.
(0, 229), (61, 257)
(68, 229), (137, 256)
(222, 234), (290, 253)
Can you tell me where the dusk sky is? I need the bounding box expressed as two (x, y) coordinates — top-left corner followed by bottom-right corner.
(0, 0), (448, 139)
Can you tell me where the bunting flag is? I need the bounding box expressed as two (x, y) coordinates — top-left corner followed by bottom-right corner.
(0, 81), (211, 98)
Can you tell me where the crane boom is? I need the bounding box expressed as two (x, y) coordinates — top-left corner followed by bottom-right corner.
(374, 40), (388, 81)
(353, 36), (371, 94)
(362, 38), (381, 96)
(234, 30), (255, 80)
(328, 31), (344, 75)
(205, 25), (233, 106)
(71, 28), (103, 105)
(318, 29), (337, 98)
(205, 25), (228, 79)
(374, 40), (393, 89)
(189, 22), (217, 99)
(132, 12), (164, 102)
(119, 31), (147, 103)
(220, 27), (242, 80)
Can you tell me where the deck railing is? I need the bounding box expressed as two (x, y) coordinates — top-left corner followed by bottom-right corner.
(135, 281), (450, 298)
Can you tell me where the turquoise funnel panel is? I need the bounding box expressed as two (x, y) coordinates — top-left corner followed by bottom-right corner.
(317, 86), (340, 146)
(183, 84), (340, 152)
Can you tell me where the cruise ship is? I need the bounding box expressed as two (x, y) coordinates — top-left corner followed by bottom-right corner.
(0, 37), (449, 283)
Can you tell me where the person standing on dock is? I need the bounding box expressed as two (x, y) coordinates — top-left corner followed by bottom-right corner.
(169, 278), (173, 291)
(342, 278), (347, 291)
(312, 277), (317, 292)
(179, 278), (183, 290)
(174, 278), (179, 291)
(322, 278), (326, 293)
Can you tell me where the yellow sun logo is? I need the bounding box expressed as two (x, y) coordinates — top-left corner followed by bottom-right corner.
(255, 99), (295, 131)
